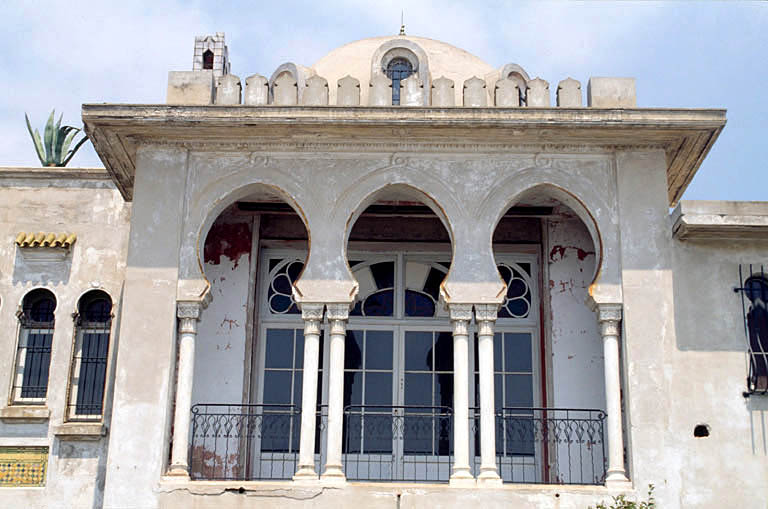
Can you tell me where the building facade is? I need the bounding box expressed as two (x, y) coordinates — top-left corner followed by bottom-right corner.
(0, 33), (766, 508)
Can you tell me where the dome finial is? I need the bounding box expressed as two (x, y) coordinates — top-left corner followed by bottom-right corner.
(399, 10), (406, 35)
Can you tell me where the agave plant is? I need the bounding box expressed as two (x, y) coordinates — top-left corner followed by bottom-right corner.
(25, 110), (89, 167)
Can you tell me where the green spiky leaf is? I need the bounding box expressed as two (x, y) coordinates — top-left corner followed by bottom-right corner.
(25, 113), (47, 166)
(61, 132), (89, 166)
(43, 110), (55, 165)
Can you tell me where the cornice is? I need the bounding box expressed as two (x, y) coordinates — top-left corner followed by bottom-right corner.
(82, 104), (726, 204)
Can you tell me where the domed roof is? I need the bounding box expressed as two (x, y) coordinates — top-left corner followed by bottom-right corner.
(312, 35), (500, 105)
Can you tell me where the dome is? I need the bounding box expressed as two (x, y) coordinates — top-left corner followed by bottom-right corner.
(312, 35), (504, 106)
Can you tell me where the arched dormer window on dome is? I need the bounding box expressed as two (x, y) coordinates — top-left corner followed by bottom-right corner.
(384, 58), (414, 105)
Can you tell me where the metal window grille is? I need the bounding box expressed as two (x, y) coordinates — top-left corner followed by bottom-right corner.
(384, 58), (414, 106)
(736, 264), (768, 396)
(12, 292), (55, 403)
(67, 296), (112, 420)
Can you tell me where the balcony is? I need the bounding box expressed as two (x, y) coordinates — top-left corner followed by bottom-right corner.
(188, 404), (605, 485)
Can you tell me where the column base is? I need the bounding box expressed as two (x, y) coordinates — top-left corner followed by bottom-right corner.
(476, 468), (502, 486)
(320, 464), (346, 484)
(605, 469), (630, 487)
(293, 465), (319, 482)
(166, 465), (190, 479)
(449, 468), (475, 487)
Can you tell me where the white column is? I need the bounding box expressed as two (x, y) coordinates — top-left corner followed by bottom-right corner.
(475, 304), (502, 485)
(598, 303), (629, 484)
(294, 303), (324, 481)
(449, 303), (474, 485)
(321, 303), (349, 483)
(168, 301), (202, 477)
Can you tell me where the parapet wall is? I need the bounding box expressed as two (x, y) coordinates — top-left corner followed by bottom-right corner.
(168, 70), (636, 109)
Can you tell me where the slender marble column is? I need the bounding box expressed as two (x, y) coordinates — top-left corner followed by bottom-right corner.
(294, 303), (324, 481)
(449, 303), (474, 485)
(475, 304), (502, 485)
(168, 301), (202, 477)
(321, 303), (350, 483)
(598, 303), (629, 483)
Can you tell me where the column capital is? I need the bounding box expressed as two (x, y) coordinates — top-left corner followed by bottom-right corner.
(326, 302), (351, 321)
(177, 300), (203, 320)
(299, 302), (324, 321)
(596, 302), (622, 323)
(448, 303), (473, 322)
(474, 303), (499, 323)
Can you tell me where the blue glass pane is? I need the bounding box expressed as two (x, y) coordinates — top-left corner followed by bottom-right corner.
(362, 413), (392, 453)
(344, 371), (362, 406)
(494, 332), (502, 371)
(404, 290), (435, 317)
(365, 372), (392, 406)
(263, 371), (292, 405)
(404, 373), (431, 406)
(294, 330), (304, 367)
(434, 373), (453, 408)
(286, 261), (303, 281)
(504, 333), (532, 372)
(433, 332), (453, 372)
(265, 329), (294, 369)
(370, 261), (395, 289)
(272, 273), (292, 294)
(507, 298), (529, 317)
(362, 289), (394, 316)
(405, 331), (432, 371)
(345, 330), (363, 369)
(504, 375), (533, 408)
(365, 330), (393, 370)
(269, 294), (293, 314)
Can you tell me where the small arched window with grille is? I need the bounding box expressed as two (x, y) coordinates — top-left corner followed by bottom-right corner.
(12, 289), (56, 403)
(384, 58), (414, 105)
(67, 290), (113, 419)
(738, 266), (768, 395)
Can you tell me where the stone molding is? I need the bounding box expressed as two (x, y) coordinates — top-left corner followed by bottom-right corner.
(449, 303), (473, 322)
(597, 303), (622, 338)
(299, 302), (324, 321)
(326, 303), (350, 321)
(474, 303), (499, 322)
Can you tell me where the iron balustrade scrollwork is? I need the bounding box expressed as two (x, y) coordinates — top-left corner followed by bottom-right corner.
(736, 264), (768, 396)
(342, 405), (453, 482)
(471, 407), (606, 485)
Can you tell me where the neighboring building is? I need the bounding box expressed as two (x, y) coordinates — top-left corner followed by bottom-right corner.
(0, 32), (766, 508)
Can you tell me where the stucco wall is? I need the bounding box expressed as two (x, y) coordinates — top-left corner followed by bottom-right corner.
(0, 169), (130, 508)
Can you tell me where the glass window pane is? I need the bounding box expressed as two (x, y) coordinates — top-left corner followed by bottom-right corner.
(433, 332), (453, 372)
(504, 333), (532, 372)
(404, 373), (431, 406)
(504, 375), (533, 408)
(263, 371), (292, 405)
(404, 290), (435, 317)
(362, 289), (394, 316)
(365, 372), (392, 407)
(423, 268), (444, 301)
(495, 373), (503, 410)
(494, 332), (502, 372)
(344, 330), (363, 370)
(293, 371), (302, 408)
(344, 371), (362, 407)
(265, 329), (294, 369)
(434, 373), (453, 409)
(365, 330), (393, 370)
(362, 412), (393, 453)
(405, 331), (432, 371)
(295, 329), (305, 368)
(370, 261), (395, 289)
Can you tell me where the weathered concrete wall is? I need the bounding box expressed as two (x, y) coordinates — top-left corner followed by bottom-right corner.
(670, 236), (768, 507)
(0, 168), (130, 508)
(547, 214), (604, 411)
(193, 214), (252, 406)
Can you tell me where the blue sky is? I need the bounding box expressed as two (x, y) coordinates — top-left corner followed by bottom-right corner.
(2, 1), (766, 201)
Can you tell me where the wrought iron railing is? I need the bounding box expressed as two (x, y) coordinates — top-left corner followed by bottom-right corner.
(472, 407), (606, 485)
(343, 405), (453, 482)
(189, 404), (603, 484)
(736, 264), (768, 396)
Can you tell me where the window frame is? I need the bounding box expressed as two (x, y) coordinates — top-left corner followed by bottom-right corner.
(10, 289), (57, 406)
(64, 290), (114, 422)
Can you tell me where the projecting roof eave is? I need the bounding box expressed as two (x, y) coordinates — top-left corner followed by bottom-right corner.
(81, 104), (726, 204)
(672, 201), (768, 241)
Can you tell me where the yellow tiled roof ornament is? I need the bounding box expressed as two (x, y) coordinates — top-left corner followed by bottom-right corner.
(15, 232), (77, 248)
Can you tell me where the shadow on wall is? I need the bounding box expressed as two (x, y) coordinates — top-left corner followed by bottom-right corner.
(748, 397), (768, 456)
(12, 249), (72, 286)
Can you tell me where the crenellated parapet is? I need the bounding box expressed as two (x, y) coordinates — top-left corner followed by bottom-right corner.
(168, 32), (637, 108)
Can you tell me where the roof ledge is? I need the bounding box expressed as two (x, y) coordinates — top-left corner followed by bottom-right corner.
(672, 200), (768, 240)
